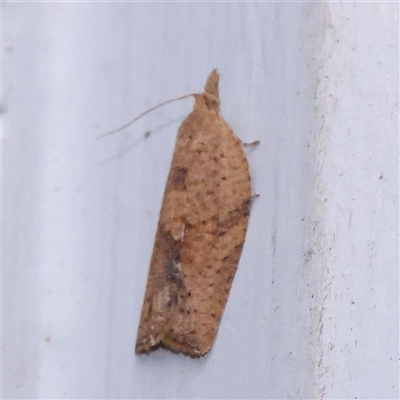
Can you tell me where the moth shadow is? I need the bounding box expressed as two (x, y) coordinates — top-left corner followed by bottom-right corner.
(97, 116), (185, 167)
(135, 343), (211, 365)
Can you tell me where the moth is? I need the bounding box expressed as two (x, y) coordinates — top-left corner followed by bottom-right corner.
(135, 70), (253, 357)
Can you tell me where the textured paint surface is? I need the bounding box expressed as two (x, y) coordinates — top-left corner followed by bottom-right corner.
(136, 70), (252, 357)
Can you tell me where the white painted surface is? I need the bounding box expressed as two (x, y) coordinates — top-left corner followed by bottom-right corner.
(2, 2), (398, 399)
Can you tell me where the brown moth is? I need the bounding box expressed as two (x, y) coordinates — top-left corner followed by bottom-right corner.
(136, 69), (252, 357)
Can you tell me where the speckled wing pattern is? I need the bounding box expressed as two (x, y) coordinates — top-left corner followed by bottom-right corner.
(135, 70), (252, 357)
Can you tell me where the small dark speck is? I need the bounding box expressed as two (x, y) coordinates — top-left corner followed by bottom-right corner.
(144, 131), (151, 138)
(379, 173), (383, 179)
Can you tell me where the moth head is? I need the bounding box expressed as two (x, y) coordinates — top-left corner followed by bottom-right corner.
(204, 69), (220, 110)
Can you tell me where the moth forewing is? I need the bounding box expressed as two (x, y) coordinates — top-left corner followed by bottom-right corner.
(135, 70), (252, 357)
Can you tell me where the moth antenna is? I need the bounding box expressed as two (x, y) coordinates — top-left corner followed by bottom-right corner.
(96, 94), (196, 140)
